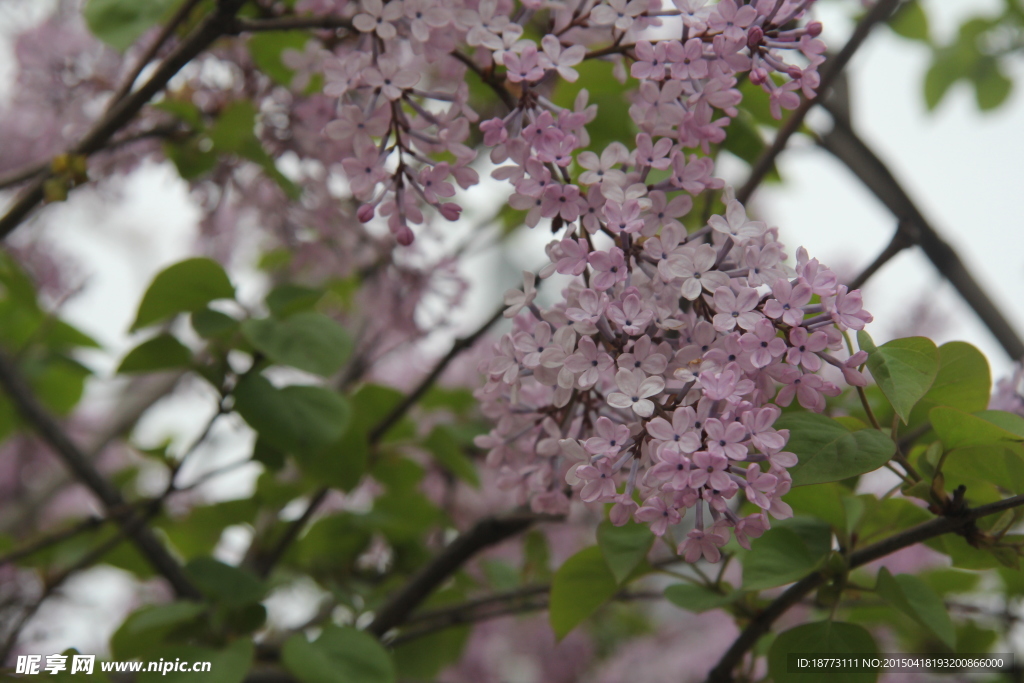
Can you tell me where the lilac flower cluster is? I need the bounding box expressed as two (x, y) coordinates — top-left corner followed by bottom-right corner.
(476, 209), (873, 561)
(452, 0), (873, 561)
(306, 0), (825, 245)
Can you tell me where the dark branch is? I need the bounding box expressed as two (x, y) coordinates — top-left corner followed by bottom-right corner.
(736, 0), (902, 204)
(0, 125), (181, 193)
(369, 304), (506, 444)
(0, 516), (105, 568)
(0, 0), (249, 239)
(846, 220), (916, 291)
(707, 493), (1024, 682)
(366, 512), (557, 637)
(108, 0), (207, 104)
(818, 105), (1024, 361)
(0, 349), (201, 599)
(390, 587), (660, 646)
(228, 15), (354, 33)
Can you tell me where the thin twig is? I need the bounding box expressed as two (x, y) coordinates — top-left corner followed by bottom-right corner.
(0, 124), (181, 193)
(0, 516), (105, 568)
(228, 15), (354, 33)
(0, 349), (200, 599)
(369, 304), (506, 444)
(389, 588), (661, 646)
(706, 493), (1024, 682)
(367, 512), (559, 637)
(108, 0), (206, 104)
(736, 0), (902, 204)
(847, 221), (916, 291)
(0, 0), (250, 239)
(818, 102), (1024, 361)
(0, 502), (160, 660)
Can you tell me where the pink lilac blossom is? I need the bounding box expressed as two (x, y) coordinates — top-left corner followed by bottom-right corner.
(5, 0), (849, 565)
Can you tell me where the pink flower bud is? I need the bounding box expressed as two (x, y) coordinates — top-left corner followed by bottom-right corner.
(439, 202), (462, 221)
(357, 203), (375, 222)
(394, 225), (415, 246)
(746, 26), (763, 50)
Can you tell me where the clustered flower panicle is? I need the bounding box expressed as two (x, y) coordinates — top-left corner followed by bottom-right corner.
(310, 0), (826, 245)
(307, 0), (882, 562)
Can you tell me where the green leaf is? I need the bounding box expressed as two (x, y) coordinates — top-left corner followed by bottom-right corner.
(910, 342), (991, 421)
(282, 626), (395, 683)
(596, 520), (654, 585)
(84, 0), (182, 51)
(742, 518), (832, 591)
(233, 374), (350, 455)
(776, 412), (896, 486)
(549, 546), (620, 639)
(118, 334), (192, 374)
(664, 584), (736, 613)
(941, 445), (1024, 497)
(209, 101), (299, 199)
(153, 100), (204, 129)
(184, 557), (265, 607)
(266, 284), (323, 318)
(875, 567), (956, 649)
(110, 602), (206, 660)
(973, 56), (1013, 110)
(137, 640), (253, 683)
(423, 425), (480, 486)
(889, 0), (930, 42)
(287, 513), (371, 576)
(191, 308), (240, 339)
(858, 333), (939, 423)
(28, 355), (91, 416)
(248, 32), (310, 87)
(242, 312), (352, 377)
(768, 621), (878, 683)
(420, 386), (476, 415)
(721, 110), (766, 165)
(924, 52), (963, 110)
(356, 489), (442, 543)
(131, 258), (235, 331)
(930, 406), (1024, 450)
(392, 590), (470, 680)
(782, 483), (848, 533)
(926, 533), (1005, 570)
(857, 496), (932, 545)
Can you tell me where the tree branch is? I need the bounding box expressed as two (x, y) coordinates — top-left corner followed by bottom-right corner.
(108, 0), (207, 104)
(736, 0), (902, 204)
(0, 124), (182, 193)
(0, 349), (201, 599)
(846, 220), (916, 291)
(367, 512), (557, 637)
(707, 493), (1024, 682)
(0, 516), (105, 568)
(251, 303), (509, 578)
(389, 587), (660, 646)
(228, 15), (354, 33)
(369, 304), (506, 444)
(0, 0), (249, 240)
(818, 105), (1024, 360)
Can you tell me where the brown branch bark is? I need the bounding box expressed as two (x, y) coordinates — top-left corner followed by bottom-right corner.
(0, 0), (249, 240)
(818, 105), (1024, 361)
(252, 303), (508, 578)
(0, 349), (200, 599)
(706, 493), (1024, 682)
(108, 0), (207, 104)
(736, 0), (902, 204)
(366, 512), (557, 637)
